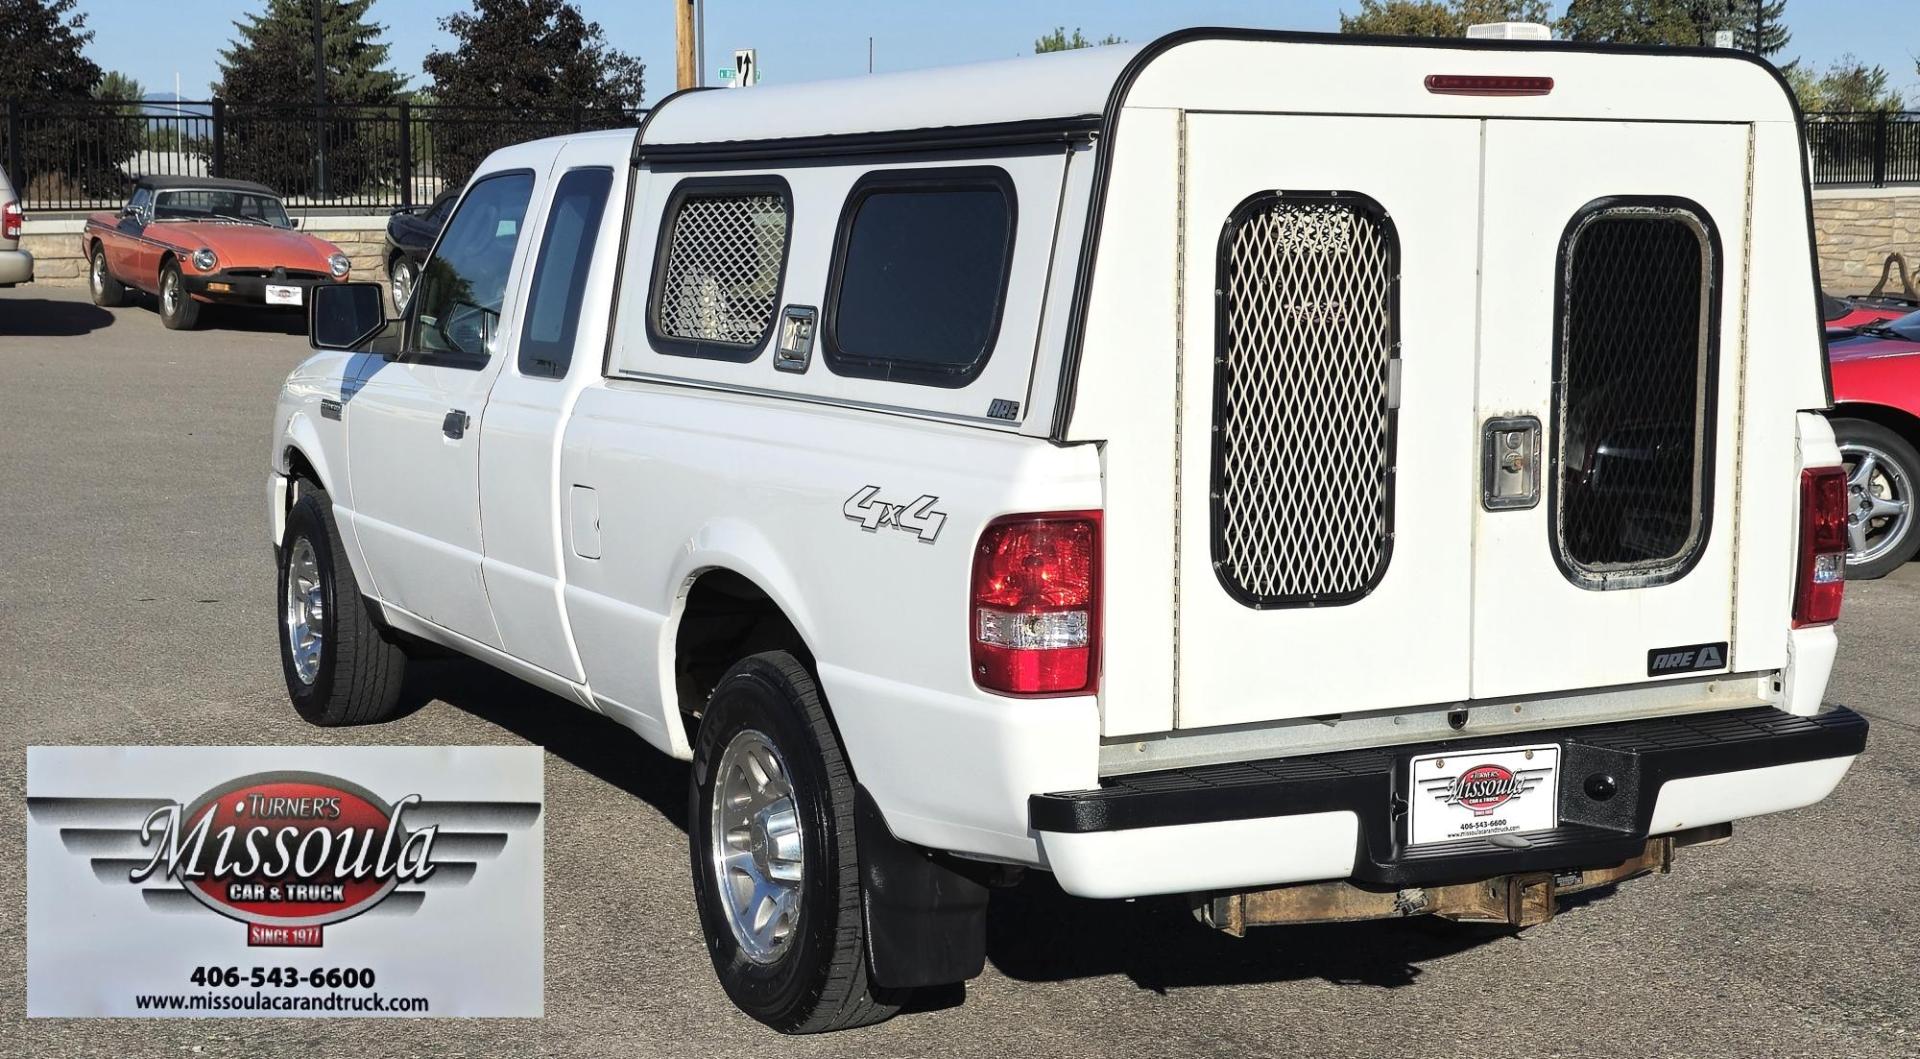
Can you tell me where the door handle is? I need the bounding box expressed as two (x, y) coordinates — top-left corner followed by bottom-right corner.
(442, 409), (469, 439)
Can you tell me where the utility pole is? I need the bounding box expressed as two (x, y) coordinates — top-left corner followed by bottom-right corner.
(675, 0), (702, 91)
(313, 0), (328, 199)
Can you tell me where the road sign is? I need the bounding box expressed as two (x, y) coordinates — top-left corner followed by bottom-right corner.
(734, 48), (758, 88)
(1712, 29), (1734, 48)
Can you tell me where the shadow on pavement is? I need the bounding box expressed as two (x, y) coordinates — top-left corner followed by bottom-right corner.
(0, 296), (116, 336)
(424, 654), (1587, 997)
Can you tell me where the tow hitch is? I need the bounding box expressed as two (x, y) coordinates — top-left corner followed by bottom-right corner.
(1197, 824), (1729, 936)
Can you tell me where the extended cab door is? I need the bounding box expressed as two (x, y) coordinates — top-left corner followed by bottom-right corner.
(343, 168), (541, 648)
(1172, 114), (1483, 728)
(1471, 121), (1750, 698)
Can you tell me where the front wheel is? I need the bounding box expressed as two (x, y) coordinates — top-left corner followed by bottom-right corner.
(1832, 417), (1920, 580)
(277, 484), (409, 725)
(89, 245), (127, 307)
(158, 261), (201, 330)
(688, 652), (900, 1033)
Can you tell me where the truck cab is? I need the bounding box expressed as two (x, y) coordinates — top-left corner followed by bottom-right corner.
(270, 29), (1867, 1034)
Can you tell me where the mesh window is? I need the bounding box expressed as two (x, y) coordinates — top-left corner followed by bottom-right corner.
(1554, 203), (1717, 588)
(1212, 192), (1398, 607)
(651, 184), (790, 358)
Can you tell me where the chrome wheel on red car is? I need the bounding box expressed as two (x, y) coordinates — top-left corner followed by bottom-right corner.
(1833, 418), (1920, 579)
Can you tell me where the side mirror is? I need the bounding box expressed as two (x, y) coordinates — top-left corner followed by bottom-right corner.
(309, 282), (389, 352)
(289, 217), (302, 229)
(120, 204), (141, 219)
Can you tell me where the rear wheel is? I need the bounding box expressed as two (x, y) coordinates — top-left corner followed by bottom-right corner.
(89, 245), (126, 307)
(1832, 417), (1920, 580)
(689, 652), (900, 1033)
(277, 483), (409, 725)
(158, 261), (201, 330)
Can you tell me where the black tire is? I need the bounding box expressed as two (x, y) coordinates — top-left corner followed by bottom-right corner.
(158, 260), (201, 330)
(689, 652), (901, 1034)
(1831, 417), (1920, 580)
(89, 244), (127, 307)
(277, 483), (409, 725)
(388, 255), (417, 314)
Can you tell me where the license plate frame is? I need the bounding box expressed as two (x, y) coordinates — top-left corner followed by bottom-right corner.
(1407, 743), (1560, 846)
(265, 284), (303, 307)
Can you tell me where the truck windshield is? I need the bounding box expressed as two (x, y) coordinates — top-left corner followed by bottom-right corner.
(152, 190), (292, 228)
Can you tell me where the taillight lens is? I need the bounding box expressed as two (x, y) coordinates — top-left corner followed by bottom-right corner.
(2, 200), (21, 241)
(970, 512), (1100, 695)
(1793, 466), (1848, 627)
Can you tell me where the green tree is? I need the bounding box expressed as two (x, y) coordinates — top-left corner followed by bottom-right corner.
(1789, 56), (1906, 113)
(0, 0), (100, 100)
(1340, 0), (1551, 36)
(213, 0), (406, 199)
(1034, 26), (1125, 53)
(423, 0), (645, 188)
(1727, 0), (1790, 55)
(0, 0), (137, 201)
(1557, 0), (1732, 47)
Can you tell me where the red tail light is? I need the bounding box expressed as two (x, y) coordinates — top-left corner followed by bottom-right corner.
(1424, 74), (1555, 97)
(2, 200), (20, 241)
(1793, 466), (1848, 627)
(970, 512), (1100, 695)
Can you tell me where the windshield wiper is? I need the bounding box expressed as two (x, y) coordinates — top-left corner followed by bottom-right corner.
(1855, 325), (1916, 341)
(210, 212), (271, 227)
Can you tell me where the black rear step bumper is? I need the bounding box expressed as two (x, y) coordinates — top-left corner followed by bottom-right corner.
(1030, 705), (1867, 888)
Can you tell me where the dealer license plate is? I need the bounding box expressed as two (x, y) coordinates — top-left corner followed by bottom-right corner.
(265, 284), (303, 306)
(1408, 743), (1560, 846)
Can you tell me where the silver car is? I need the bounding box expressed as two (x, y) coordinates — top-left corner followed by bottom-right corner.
(0, 166), (33, 287)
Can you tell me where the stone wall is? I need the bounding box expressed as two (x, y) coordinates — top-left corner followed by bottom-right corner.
(17, 216), (392, 288)
(1813, 188), (1920, 294)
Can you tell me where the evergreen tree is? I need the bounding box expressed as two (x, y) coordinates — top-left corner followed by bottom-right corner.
(1557, 0), (1733, 47)
(1728, 0), (1790, 56)
(423, 0), (645, 187)
(1341, 0), (1552, 37)
(0, 0), (136, 200)
(213, 0), (406, 199)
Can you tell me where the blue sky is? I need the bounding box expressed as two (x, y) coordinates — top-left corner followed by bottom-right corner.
(76, 0), (1920, 103)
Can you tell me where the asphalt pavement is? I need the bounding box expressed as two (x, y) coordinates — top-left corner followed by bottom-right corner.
(2, 284), (1916, 1058)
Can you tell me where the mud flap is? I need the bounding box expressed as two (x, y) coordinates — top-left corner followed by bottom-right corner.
(854, 785), (988, 989)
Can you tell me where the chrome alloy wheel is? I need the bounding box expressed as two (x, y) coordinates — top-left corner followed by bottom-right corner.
(390, 259), (415, 312)
(162, 268), (181, 318)
(709, 729), (805, 964)
(1840, 440), (1915, 566)
(90, 252), (105, 297)
(283, 537), (325, 685)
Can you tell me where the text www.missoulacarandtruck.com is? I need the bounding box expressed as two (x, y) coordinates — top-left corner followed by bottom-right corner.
(134, 991), (430, 1013)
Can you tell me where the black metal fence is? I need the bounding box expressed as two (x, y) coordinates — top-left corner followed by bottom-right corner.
(3, 99), (1916, 211)
(0, 98), (644, 213)
(1803, 112), (1920, 188)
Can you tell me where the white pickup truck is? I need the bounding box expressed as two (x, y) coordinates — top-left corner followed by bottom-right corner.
(271, 29), (1869, 1033)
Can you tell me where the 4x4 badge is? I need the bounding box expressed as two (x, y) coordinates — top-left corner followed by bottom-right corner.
(843, 486), (947, 544)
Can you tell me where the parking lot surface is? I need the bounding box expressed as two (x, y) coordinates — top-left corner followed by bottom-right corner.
(3, 285), (1917, 1058)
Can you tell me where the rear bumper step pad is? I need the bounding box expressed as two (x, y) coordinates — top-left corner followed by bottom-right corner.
(1031, 705), (1866, 887)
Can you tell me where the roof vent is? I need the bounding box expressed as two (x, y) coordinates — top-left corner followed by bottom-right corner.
(1465, 22), (1553, 41)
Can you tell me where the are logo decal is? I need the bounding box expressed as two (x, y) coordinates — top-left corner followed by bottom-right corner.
(843, 485), (947, 544)
(1647, 641), (1729, 677)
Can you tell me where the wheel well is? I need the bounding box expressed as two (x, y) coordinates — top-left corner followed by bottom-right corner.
(674, 569), (814, 724)
(283, 448), (323, 518)
(1831, 403), (1920, 453)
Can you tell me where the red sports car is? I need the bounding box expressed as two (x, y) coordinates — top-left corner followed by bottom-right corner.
(81, 175), (351, 329)
(1827, 309), (1920, 578)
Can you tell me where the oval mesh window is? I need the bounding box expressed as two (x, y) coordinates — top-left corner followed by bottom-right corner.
(1553, 201), (1719, 589)
(1212, 192), (1398, 608)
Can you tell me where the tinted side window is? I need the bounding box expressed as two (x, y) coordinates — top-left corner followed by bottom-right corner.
(825, 167), (1014, 387)
(648, 178), (792, 362)
(518, 167), (614, 379)
(411, 171), (535, 360)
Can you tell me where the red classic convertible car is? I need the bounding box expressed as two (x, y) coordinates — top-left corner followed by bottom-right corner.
(81, 175), (351, 329)
(1828, 308), (1920, 579)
